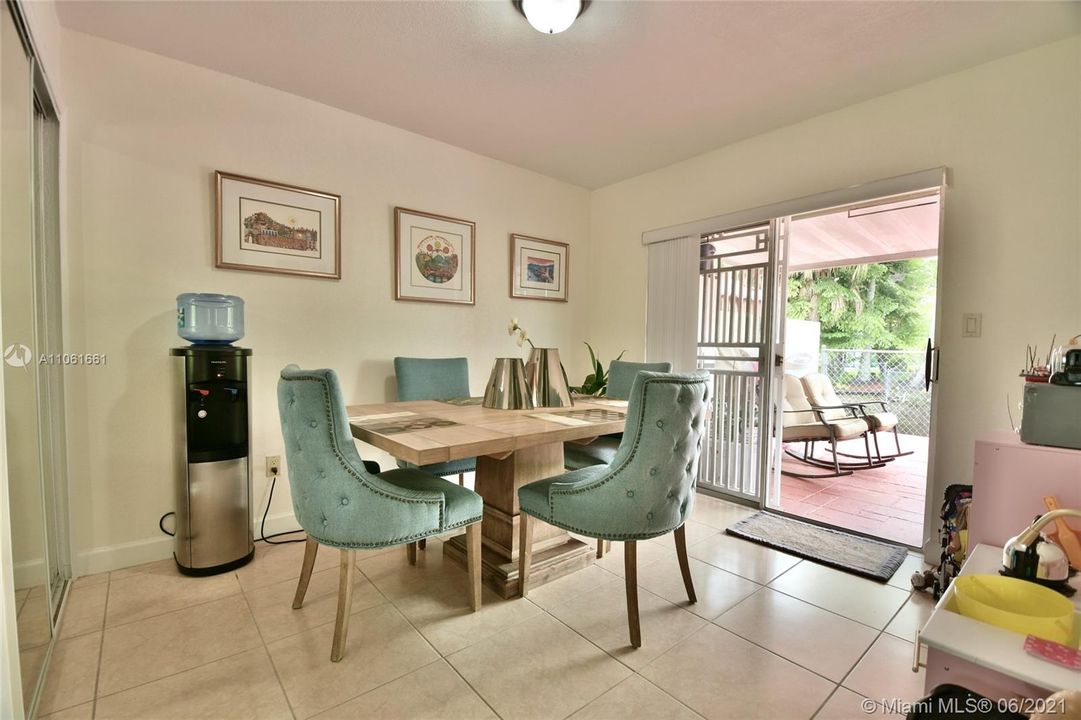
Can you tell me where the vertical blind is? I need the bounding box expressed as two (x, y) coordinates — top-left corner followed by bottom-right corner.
(645, 235), (699, 373)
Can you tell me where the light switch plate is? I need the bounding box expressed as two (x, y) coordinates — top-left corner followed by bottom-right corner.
(962, 313), (982, 338)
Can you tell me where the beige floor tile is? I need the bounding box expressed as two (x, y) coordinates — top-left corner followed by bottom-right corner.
(105, 561), (241, 627)
(18, 644), (48, 712)
(95, 648), (291, 720)
(647, 521), (719, 550)
(523, 564), (619, 611)
(887, 554), (927, 590)
(235, 539), (338, 593)
(59, 582), (108, 639)
(448, 613), (631, 720)
(360, 539), (543, 654)
(17, 588), (53, 649)
(687, 497), (756, 530)
(548, 579), (705, 670)
(35, 632), (102, 716)
(768, 562), (911, 629)
(842, 634), (926, 704)
(714, 588), (878, 682)
(687, 533), (801, 584)
(815, 688), (904, 720)
(884, 592), (935, 641)
(267, 603), (439, 718)
(310, 659), (496, 719)
(108, 558), (175, 582)
(246, 563), (387, 643)
(98, 594), (262, 696)
(594, 540), (676, 577)
(636, 556), (760, 620)
(639, 624), (834, 720)
(569, 674), (702, 720)
(38, 701), (94, 720)
(71, 572), (109, 589)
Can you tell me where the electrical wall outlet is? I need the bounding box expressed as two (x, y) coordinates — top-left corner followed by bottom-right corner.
(266, 455), (281, 477)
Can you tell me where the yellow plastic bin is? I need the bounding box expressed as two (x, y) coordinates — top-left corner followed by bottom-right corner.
(954, 574), (1074, 645)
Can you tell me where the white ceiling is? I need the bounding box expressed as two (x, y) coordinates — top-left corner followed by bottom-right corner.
(56, 1), (1081, 188)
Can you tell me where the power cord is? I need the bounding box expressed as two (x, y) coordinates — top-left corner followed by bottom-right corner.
(259, 472), (306, 545)
(158, 512), (175, 536)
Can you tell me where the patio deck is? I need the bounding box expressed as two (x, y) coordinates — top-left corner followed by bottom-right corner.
(774, 433), (928, 547)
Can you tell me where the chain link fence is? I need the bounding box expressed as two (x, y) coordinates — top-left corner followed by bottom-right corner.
(819, 349), (930, 436)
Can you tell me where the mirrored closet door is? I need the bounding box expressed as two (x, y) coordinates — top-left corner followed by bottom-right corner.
(3, 1), (69, 715)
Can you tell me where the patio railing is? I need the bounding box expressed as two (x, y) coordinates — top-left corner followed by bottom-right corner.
(818, 348), (930, 436)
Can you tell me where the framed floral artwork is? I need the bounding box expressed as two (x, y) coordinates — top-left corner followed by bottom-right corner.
(510, 234), (568, 302)
(216, 171), (341, 279)
(394, 207), (475, 305)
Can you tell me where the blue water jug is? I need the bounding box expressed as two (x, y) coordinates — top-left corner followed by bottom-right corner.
(176, 293), (244, 345)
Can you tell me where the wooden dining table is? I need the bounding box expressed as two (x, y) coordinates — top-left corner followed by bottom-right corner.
(347, 397), (628, 598)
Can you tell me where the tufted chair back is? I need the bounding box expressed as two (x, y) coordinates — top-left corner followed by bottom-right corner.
(394, 357), (470, 401)
(606, 360), (673, 400)
(800, 373), (847, 421)
(547, 371), (709, 539)
(783, 374), (817, 426)
(277, 366), (444, 548)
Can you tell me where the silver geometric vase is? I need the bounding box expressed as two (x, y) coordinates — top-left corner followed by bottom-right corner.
(482, 357), (534, 410)
(525, 347), (574, 408)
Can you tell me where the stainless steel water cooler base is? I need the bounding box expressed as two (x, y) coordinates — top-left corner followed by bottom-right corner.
(174, 457), (255, 576)
(172, 346), (255, 576)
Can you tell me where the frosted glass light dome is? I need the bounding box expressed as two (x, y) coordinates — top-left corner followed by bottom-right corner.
(519, 0), (583, 34)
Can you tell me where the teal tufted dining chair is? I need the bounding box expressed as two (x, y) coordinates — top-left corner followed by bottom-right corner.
(277, 365), (483, 661)
(394, 357), (476, 486)
(564, 360), (672, 559)
(521, 371), (709, 647)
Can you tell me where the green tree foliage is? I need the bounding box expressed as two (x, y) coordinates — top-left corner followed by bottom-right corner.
(786, 258), (937, 350)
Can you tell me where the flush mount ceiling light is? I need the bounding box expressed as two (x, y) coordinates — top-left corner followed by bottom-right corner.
(513, 0), (590, 34)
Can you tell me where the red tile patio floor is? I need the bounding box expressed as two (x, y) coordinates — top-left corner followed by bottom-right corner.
(772, 432), (928, 548)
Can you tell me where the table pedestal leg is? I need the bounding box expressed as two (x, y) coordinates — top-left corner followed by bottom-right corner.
(443, 441), (593, 598)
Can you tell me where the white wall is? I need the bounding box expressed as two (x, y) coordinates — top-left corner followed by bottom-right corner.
(587, 37), (1081, 553)
(61, 29), (591, 573)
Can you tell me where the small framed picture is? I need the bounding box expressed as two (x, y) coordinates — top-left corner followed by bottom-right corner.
(510, 234), (569, 302)
(216, 171), (341, 279)
(394, 207), (475, 305)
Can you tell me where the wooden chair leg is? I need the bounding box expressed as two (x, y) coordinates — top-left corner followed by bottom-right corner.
(406, 542), (417, 565)
(292, 537), (319, 609)
(674, 525), (696, 604)
(518, 513), (535, 597)
(624, 541), (641, 648)
(330, 549), (356, 662)
(418, 538), (427, 550)
(459, 473), (465, 486)
(466, 522), (482, 612)
(596, 539), (605, 559)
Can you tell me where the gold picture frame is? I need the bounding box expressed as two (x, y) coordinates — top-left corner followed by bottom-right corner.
(510, 234), (569, 302)
(216, 171), (341, 280)
(394, 207), (476, 305)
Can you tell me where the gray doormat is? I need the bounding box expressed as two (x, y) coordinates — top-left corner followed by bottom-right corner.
(726, 512), (907, 582)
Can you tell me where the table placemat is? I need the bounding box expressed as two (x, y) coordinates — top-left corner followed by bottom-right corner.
(532, 408), (626, 426)
(437, 397), (485, 406)
(351, 414), (459, 435)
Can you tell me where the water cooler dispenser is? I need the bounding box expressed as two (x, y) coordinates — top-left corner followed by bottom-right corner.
(171, 293), (253, 575)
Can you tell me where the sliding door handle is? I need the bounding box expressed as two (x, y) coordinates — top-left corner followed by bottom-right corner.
(924, 339), (933, 391)
(924, 340), (940, 391)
